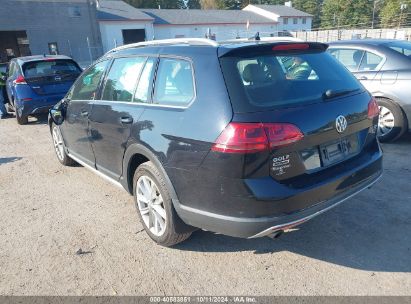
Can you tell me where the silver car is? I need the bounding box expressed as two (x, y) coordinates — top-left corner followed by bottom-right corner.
(328, 39), (411, 142)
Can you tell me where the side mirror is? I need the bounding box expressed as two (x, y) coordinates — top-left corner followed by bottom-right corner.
(49, 101), (66, 125)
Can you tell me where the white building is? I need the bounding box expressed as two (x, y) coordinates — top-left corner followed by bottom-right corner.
(97, 0), (154, 52)
(243, 4), (312, 32)
(97, 0), (312, 53)
(142, 9), (278, 42)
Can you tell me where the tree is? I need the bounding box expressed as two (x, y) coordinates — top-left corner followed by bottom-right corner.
(218, 0), (243, 9)
(380, 0), (411, 28)
(292, 0), (322, 29)
(321, 0), (373, 29)
(200, 0), (219, 9)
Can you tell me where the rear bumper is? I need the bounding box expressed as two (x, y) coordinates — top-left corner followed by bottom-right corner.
(248, 172), (381, 238)
(16, 96), (63, 116)
(173, 149), (383, 238)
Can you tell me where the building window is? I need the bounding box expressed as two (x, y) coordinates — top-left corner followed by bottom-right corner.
(68, 6), (81, 17)
(283, 18), (288, 25)
(48, 42), (59, 55)
(293, 18), (298, 24)
(302, 17), (307, 24)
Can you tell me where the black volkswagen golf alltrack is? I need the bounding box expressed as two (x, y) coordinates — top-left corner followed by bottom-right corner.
(49, 38), (383, 246)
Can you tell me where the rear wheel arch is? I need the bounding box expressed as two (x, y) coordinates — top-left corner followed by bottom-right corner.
(122, 144), (179, 202)
(375, 96), (408, 142)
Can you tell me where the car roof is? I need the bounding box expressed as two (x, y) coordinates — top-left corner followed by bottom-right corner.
(108, 37), (324, 58)
(14, 55), (73, 64)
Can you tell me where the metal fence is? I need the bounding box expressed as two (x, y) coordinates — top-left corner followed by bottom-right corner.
(292, 28), (411, 43)
(65, 38), (103, 69)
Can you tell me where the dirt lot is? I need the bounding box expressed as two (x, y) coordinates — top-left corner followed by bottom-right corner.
(0, 115), (410, 296)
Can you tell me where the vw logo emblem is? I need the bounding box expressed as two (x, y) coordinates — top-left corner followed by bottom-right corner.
(335, 115), (347, 133)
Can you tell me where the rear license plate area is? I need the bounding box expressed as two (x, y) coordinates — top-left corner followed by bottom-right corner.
(320, 134), (359, 167)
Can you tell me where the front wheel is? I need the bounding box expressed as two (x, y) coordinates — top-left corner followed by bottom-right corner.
(51, 123), (75, 166)
(376, 98), (407, 142)
(133, 161), (193, 246)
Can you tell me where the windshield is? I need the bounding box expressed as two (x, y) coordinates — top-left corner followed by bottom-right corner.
(22, 59), (81, 82)
(220, 51), (363, 112)
(383, 40), (411, 57)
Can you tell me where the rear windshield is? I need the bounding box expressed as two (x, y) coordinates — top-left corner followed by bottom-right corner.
(22, 59), (81, 82)
(220, 51), (363, 112)
(383, 40), (411, 57)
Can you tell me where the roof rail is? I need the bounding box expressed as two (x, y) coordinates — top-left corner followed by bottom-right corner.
(109, 38), (219, 53)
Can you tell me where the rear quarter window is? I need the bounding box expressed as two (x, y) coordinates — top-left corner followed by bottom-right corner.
(153, 58), (195, 107)
(220, 50), (363, 113)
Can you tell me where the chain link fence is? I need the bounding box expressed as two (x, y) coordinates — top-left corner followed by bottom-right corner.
(66, 38), (103, 69)
(292, 28), (411, 43)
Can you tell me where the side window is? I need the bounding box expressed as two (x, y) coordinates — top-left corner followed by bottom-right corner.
(358, 52), (383, 71)
(102, 57), (146, 102)
(329, 49), (364, 72)
(153, 58), (195, 107)
(70, 60), (108, 101)
(134, 58), (156, 103)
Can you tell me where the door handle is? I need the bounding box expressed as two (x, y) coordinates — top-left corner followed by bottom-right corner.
(120, 117), (133, 124)
(359, 76), (368, 80)
(80, 110), (89, 117)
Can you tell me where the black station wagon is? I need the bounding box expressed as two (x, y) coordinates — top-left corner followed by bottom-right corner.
(49, 38), (383, 246)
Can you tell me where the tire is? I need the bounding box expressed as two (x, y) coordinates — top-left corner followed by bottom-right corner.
(133, 161), (193, 246)
(51, 123), (76, 166)
(376, 97), (407, 143)
(16, 109), (28, 125)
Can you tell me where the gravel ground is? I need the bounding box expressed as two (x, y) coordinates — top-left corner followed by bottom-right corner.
(0, 114), (410, 296)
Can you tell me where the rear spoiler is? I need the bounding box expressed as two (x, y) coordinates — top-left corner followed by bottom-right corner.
(218, 42), (329, 58)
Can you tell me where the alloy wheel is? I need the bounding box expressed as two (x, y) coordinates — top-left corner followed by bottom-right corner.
(378, 105), (395, 136)
(52, 126), (65, 161)
(136, 175), (167, 237)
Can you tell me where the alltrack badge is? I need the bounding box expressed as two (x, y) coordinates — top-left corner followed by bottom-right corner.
(336, 115), (347, 133)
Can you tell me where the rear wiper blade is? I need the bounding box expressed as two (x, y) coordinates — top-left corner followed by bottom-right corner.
(323, 88), (360, 100)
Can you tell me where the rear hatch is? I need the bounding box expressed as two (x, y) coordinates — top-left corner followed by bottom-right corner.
(218, 42), (379, 186)
(22, 59), (81, 96)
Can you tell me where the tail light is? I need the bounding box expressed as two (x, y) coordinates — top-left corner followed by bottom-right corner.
(264, 123), (304, 148)
(211, 122), (303, 154)
(14, 75), (27, 85)
(368, 97), (379, 119)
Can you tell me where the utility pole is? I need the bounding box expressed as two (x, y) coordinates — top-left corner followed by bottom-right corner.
(399, 3), (408, 29)
(371, 0), (378, 29)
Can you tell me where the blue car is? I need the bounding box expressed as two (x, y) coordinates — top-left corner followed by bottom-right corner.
(5, 55), (82, 124)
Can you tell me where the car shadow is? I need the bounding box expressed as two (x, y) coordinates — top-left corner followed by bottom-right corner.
(174, 140), (411, 273)
(0, 157), (22, 166)
(175, 198), (410, 273)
